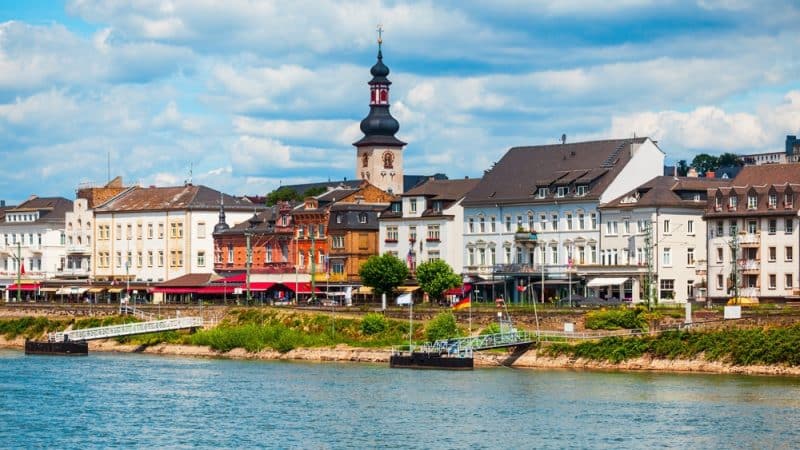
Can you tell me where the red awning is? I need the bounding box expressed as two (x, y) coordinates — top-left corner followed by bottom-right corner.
(247, 282), (275, 292)
(283, 282), (322, 294)
(6, 283), (40, 291)
(195, 285), (237, 295)
(219, 273), (246, 283)
(152, 287), (196, 294)
(444, 283), (473, 296)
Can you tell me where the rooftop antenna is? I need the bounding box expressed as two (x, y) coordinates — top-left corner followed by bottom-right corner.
(188, 163), (193, 185)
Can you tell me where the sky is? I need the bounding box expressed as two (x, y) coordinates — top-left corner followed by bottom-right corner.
(0, 0), (798, 203)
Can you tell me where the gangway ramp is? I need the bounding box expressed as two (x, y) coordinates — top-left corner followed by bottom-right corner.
(48, 316), (203, 343)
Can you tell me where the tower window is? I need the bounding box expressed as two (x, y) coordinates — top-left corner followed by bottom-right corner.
(362, 153), (369, 168)
(380, 90), (388, 102)
(383, 151), (394, 169)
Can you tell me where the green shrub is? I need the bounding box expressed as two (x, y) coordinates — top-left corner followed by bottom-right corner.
(425, 312), (460, 342)
(0, 317), (68, 339)
(360, 313), (388, 335)
(585, 307), (647, 330)
(480, 323), (500, 335)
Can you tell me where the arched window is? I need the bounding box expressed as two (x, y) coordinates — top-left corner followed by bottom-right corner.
(383, 151), (394, 169)
(362, 153), (369, 168)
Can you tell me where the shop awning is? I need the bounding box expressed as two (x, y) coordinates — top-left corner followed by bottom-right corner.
(39, 287), (59, 293)
(283, 282), (322, 294)
(6, 283), (40, 291)
(107, 288), (124, 293)
(355, 286), (373, 295)
(397, 286), (420, 293)
(248, 282), (275, 292)
(586, 277), (630, 287)
(444, 283), (473, 296)
(56, 287), (89, 295)
(88, 288), (106, 293)
(195, 285), (237, 295)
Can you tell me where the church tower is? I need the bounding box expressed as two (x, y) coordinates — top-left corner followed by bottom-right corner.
(354, 28), (406, 194)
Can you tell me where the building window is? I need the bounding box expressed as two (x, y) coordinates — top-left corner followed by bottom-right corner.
(591, 213), (597, 229)
(785, 193), (794, 208)
(567, 213), (573, 231)
(332, 236), (345, 248)
(428, 251), (440, 262)
(489, 248), (496, 265)
(687, 280), (694, 299)
(729, 220), (738, 236)
(715, 221), (723, 237)
(537, 187), (548, 198)
(717, 274), (724, 289)
(768, 193), (777, 208)
(137, 251), (143, 268)
(527, 214), (535, 231)
(589, 244), (597, 264)
(466, 248), (474, 266)
(197, 251), (205, 267)
(662, 247), (672, 266)
(769, 274), (777, 290)
(623, 220), (629, 234)
(136, 224), (143, 240)
(687, 220), (694, 234)
(768, 219), (777, 234)
(769, 246), (777, 262)
(359, 214), (367, 224)
(729, 196), (737, 209)
(576, 185), (588, 196)
(115, 252), (122, 268)
(786, 246), (793, 262)
(318, 224), (325, 238)
(786, 274), (793, 289)
(158, 223), (164, 239)
(550, 245), (558, 265)
(116, 224), (122, 240)
(468, 218), (474, 233)
(504, 216), (512, 232)
(386, 226), (398, 242)
(663, 219), (670, 234)
(786, 219), (794, 234)
(158, 251), (164, 267)
(147, 251), (153, 267)
(687, 248), (695, 266)
(409, 226), (417, 242)
(197, 222), (206, 238)
(227, 243), (234, 262)
(504, 247), (511, 264)
(556, 186), (567, 198)
(409, 199), (417, 214)
(332, 261), (344, 274)
(540, 214), (547, 231)
(551, 214), (558, 231)
(427, 225), (440, 241)
(747, 194), (757, 209)
(490, 216), (496, 232)
(126, 224), (132, 240)
(660, 279), (675, 300)
(147, 223), (153, 239)
(578, 213), (585, 230)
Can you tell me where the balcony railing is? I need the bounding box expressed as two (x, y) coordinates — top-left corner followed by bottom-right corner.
(738, 260), (760, 272)
(738, 233), (760, 245)
(740, 287), (759, 297)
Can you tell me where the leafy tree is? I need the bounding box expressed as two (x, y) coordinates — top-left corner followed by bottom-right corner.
(425, 311), (460, 342)
(690, 153), (719, 175)
(415, 259), (461, 302)
(718, 152), (743, 168)
(358, 253), (409, 296)
(676, 159), (689, 176)
(266, 187), (300, 206)
(302, 186), (327, 198)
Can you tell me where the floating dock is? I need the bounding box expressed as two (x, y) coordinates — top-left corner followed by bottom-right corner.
(389, 350), (473, 370)
(25, 339), (88, 356)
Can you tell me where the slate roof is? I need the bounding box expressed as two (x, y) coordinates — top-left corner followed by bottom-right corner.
(403, 178), (481, 200)
(327, 204), (386, 231)
(602, 176), (729, 210)
(95, 184), (257, 212)
(462, 138), (650, 206)
(0, 196), (73, 227)
(275, 174), (448, 197)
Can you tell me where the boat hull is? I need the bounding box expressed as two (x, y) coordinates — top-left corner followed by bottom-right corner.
(390, 352), (473, 370)
(25, 340), (88, 356)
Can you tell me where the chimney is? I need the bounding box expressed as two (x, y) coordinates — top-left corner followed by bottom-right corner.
(687, 167), (699, 178)
(706, 171), (716, 179)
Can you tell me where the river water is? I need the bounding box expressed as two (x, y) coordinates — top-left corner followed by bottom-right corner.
(2, 349), (800, 449)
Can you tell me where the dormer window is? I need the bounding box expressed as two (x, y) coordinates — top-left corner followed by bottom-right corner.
(729, 196), (737, 209)
(336, 214), (342, 224)
(537, 187), (548, 199)
(576, 185), (588, 196)
(556, 187), (568, 198)
(715, 195), (722, 210)
(768, 193), (777, 209)
(785, 193), (794, 208)
(409, 198), (417, 214)
(433, 201), (442, 213)
(693, 193), (701, 202)
(359, 213), (368, 224)
(391, 202), (401, 213)
(747, 193), (757, 209)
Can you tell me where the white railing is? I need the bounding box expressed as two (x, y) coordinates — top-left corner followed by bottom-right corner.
(738, 233), (760, 245)
(739, 260), (760, 271)
(48, 317), (203, 342)
(119, 305), (156, 321)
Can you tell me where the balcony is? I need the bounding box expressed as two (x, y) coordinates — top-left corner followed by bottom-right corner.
(740, 287), (759, 298)
(493, 263), (538, 274)
(67, 245), (91, 254)
(738, 260), (760, 273)
(514, 231), (538, 244)
(738, 233), (760, 246)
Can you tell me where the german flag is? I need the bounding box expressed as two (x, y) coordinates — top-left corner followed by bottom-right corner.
(452, 297), (471, 310)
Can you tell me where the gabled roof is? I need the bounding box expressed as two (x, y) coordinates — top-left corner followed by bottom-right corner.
(732, 164), (800, 186)
(463, 138), (649, 205)
(602, 176), (729, 209)
(327, 204), (386, 231)
(95, 184), (256, 212)
(403, 178), (481, 200)
(0, 196), (73, 226)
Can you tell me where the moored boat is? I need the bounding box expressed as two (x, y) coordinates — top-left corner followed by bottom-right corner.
(389, 350), (473, 370)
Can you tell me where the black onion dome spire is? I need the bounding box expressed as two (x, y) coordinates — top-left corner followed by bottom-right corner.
(354, 39), (406, 148)
(214, 193), (229, 233)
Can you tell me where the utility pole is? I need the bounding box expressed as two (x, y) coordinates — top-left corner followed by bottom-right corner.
(246, 231), (252, 305)
(310, 231), (317, 303)
(16, 241), (21, 303)
(644, 221), (655, 309)
(729, 234), (740, 300)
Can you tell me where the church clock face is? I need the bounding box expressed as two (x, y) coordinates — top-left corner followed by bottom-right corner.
(382, 151), (394, 169)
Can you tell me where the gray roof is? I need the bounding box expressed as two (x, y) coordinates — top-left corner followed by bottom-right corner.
(327, 204), (385, 231)
(403, 178), (481, 200)
(0, 196), (72, 227)
(601, 176), (729, 210)
(462, 138), (649, 206)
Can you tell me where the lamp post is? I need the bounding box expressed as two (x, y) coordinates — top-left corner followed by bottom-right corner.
(16, 241), (21, 303)
(245, 213), (263, 306)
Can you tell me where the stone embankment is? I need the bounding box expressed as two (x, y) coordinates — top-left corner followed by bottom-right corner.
(4, 335), (800, 376)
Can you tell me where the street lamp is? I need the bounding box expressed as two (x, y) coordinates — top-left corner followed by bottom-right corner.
(245, 212), (263, 306)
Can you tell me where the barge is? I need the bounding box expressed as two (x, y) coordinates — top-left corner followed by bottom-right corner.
(25, 339), (88, 356)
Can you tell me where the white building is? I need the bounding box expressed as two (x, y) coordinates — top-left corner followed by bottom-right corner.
(379, 178), (480, 274)
(597, 176), (728, 304)
(705, 164), (800, 303)
(92, 184), (258, 284)
(461, 138), (664, 302)
(0, 196), (72, 300)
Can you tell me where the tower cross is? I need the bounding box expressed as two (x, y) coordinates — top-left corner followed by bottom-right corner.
(376, 24), (383, 46)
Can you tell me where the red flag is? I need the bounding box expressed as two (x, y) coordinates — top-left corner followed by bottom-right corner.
(20, 262), (25, 275)
(516, 285), (526, 292)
